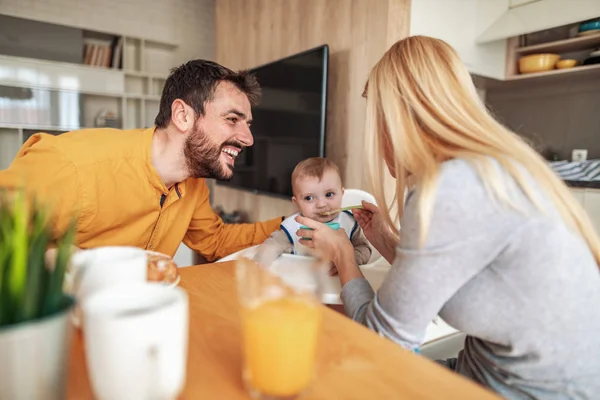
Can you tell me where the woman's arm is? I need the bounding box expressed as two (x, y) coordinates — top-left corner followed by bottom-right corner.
(341, 161), (517, 350)
(336, 251), (364, 287)
(374, 228), (399, 264)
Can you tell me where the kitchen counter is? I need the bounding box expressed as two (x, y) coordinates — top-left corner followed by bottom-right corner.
(565, 180), (600, 189)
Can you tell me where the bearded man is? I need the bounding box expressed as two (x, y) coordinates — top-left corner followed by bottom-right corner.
(0, 60), (282, 261)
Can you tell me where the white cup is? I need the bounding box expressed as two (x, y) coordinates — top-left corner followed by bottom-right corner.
(82, 283), (189, 400)
(67, 246), (148, 327)
(68, 246), (148, 297)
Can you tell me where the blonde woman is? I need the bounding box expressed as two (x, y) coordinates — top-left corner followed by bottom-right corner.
(296, 36), (600, 399)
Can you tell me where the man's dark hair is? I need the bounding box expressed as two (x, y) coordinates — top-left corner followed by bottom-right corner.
(154, 59), (261, 128)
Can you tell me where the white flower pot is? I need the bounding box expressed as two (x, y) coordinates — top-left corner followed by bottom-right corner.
(0, 297), (74, 400)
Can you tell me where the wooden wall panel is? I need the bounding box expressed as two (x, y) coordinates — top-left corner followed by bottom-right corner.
(214, 0), (411, 221)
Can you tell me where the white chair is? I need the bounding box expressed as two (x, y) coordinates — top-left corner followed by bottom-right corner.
(217, 245), (258, 263)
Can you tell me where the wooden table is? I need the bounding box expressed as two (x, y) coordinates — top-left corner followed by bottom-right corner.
(66, 262), (500, 399)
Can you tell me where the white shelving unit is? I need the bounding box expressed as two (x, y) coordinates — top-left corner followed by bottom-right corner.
(0, 25), (176, 168)
(122, 38), (172, 130)
(0, 127), (22, 169)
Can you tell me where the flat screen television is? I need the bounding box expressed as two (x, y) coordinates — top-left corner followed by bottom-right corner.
(217, 45), (329, 198)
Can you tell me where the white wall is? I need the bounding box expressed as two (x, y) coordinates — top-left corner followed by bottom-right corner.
(410, 0), (509, 80)
(0, 0), (215, 67)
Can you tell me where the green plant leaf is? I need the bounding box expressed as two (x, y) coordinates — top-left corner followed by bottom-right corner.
(0, 211), (13, 325)
(7, 191), (28, 323)
(36, 254), (52, 320)
(0, 190), (76, 326)
(21, 207), (50, 321)
(43, 221), (76, 316)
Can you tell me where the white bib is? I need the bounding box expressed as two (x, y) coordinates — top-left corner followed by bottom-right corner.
(280, 211), (358, 256)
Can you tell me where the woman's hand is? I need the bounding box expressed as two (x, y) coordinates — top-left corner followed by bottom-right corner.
(352, 201), (399, 264)
(296, 216), (364, 285)
(296, 216), (352, 265)
(352, 201), (384, 244)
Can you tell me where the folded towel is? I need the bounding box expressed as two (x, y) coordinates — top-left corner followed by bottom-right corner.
(550, 160), (600, 181)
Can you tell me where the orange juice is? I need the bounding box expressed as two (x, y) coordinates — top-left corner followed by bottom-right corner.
(241, 296), (322, 398)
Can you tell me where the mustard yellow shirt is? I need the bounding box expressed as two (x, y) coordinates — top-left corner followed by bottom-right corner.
(0, 127), (281, 261)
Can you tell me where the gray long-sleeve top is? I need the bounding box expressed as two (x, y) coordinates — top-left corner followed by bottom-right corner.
(341, 159), (600, 399)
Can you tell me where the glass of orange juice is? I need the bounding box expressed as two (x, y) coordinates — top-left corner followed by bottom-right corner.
(236, 254), (328, 400)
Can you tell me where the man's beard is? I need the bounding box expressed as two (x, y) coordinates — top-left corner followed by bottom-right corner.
(183, 125), (241, 181)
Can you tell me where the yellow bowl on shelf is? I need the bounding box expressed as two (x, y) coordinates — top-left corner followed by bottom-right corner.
(518, 53), (560, 74)
(556, 59), (578, 69)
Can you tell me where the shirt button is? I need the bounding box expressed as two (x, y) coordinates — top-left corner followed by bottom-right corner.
(149, 244), (153, 249)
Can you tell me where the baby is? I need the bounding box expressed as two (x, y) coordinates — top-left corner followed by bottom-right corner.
(258, 157), (371, 265)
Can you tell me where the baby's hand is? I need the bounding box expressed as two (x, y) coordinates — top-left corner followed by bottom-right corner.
(253, 242), (282, 267)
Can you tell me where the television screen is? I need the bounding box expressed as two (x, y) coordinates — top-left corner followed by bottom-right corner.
(217, 45), (329, 198)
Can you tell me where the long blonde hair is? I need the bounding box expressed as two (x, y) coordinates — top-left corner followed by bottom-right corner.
(364, 35), (600, 267)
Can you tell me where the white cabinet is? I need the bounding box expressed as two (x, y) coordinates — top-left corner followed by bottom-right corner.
(570, 188), (586, 206)
(581, 189), (600, 236)
(410, 0), (600, 81)
(477, 0), (600, 44)
(409, 0), (509, 80)
(570, 188), (600, 237)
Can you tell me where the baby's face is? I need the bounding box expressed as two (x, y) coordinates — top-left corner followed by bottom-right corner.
(293, 169), (344, 223)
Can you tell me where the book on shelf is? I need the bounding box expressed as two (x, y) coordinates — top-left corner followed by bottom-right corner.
(82, 37), (122, 69)
(111, 37), (123, 69)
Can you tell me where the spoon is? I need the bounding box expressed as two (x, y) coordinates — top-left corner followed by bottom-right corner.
(319, 205), (364, 216)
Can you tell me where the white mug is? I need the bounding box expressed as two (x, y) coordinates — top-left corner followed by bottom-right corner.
(68, 246), (148, 326)
(68, 246), (148, 297)
(82, 283), (189, 400)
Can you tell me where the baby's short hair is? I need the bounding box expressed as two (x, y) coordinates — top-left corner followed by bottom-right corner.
(291, 157), (341, 194)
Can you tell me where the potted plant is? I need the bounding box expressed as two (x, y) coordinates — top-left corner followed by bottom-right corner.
(0, 189), (76, 400)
